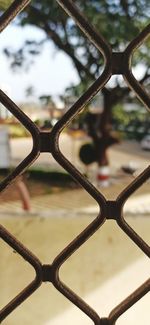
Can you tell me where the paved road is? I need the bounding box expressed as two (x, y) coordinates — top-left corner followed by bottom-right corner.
(1, 135), (149, 325)
(10, 134), (149, 172)
(109, 140), (149, 171)
(10, 133), (80, 170)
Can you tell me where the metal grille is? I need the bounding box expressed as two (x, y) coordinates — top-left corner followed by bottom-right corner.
(0, 1), (149, 324)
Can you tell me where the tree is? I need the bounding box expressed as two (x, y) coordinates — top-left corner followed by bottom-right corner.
(1, 0), (150, 172)
(39, 94), (56, 119)
(0, 0), (13, 10)
(25, 85), (35, 98)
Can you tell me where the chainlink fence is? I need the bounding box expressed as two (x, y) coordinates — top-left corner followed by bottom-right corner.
(0, 1), (150, 324)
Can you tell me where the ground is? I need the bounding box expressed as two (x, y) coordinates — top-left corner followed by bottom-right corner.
(0, 137), (149, 324)
(0, 176), (62, 203)
(0, 136), (149, 203)
(1, 215), (149, 325)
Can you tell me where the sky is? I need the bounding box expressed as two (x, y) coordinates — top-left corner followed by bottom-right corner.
(0, 23), (79, 105)
(0, 19), (147, 108)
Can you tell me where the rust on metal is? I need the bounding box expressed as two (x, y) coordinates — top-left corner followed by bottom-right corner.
(100, 318), (110, 325)
(42, 265), (54, 282)
(0, 0), (149, 324)
(106, 200), (121, 220)
(111, 52), (125, 75)
(39, 131), (52, 153)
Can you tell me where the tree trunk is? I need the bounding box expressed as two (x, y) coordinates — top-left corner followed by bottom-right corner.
(86, 90), (119, 186)
(93, 89), (115, 166)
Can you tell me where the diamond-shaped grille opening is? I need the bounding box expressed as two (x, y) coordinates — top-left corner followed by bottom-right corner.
(0, 0), (149, 323)
(59, 75), (148, 200)
(27, 151), (100, 216)
(0, 238), (35, 309)
(59, 220), (148, 316)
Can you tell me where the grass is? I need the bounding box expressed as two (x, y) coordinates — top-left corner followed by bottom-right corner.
(0, 167), (79, 202)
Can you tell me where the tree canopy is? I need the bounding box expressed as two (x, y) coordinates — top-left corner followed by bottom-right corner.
(0, 0), (12, 10)
(2, 0), (150, 86)
(1, 0), (150, 166)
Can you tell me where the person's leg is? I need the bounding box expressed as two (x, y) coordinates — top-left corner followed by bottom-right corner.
(16, 177), (31, 211)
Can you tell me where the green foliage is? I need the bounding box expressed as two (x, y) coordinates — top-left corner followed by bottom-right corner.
(0, 0), (12, 10)
(2, 0), (150, 153)
(113, 104), (130, 126)
(28, 168), (77, 187)
(4, 0), (150, 82)
(39, 95), (56, 107)
(112, 104), (150, 140)
(113, 104), (148, 126)
(8, 124), (30, 138)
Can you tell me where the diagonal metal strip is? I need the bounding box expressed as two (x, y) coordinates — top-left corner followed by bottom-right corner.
(109, 279), (150, 324)
(50, 75), (112, 207)
(0, 225), (42, 322)
(53, 279), (101, 324)
(50, 214), (105, 322)
(0, 91), (40, 192)
(0, 0), (149, 323)
(123, 24), (150, 111)
(56, 0), (112, 59)
(0, 0), (31, 32)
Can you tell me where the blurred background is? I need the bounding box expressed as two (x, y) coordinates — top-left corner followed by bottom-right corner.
(0, 1), (149, 324)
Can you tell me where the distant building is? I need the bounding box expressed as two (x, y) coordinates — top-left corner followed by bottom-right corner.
(19, 102), (64, 124)
(19, 102), (49, 122)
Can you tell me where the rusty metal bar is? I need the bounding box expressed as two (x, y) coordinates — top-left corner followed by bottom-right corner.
(0, 225), (42, 322)
(0, 90), (40, 193)
(0, 0), (149, 324)
(0, 0), (31, 32)
(109, 279), (150, 324)
(56, 0), (112, 59)
(123, 24), (150, 111)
